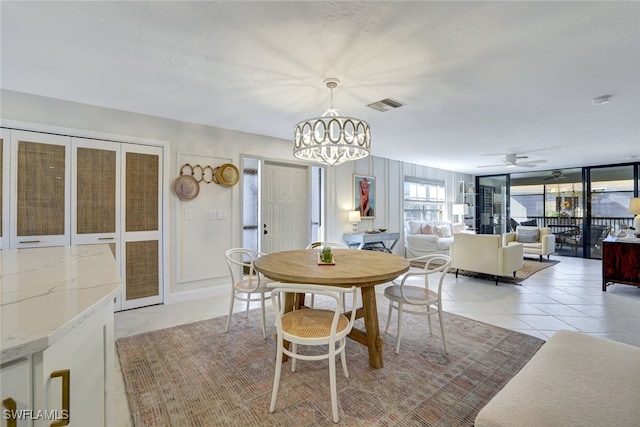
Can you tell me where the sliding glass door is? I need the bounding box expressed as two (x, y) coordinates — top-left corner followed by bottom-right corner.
(501, 163), (638, 259)
(477, 175), (509, 234)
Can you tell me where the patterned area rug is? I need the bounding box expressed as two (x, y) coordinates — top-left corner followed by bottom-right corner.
(410, 259), (560, 284)
(117, 301), (544, 426)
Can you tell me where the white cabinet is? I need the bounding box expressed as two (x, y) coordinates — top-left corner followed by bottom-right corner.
(0, 303), (114, 427)
(3, 128), (164, 311)
(1, 357), (32, 427)
(1, 246), (118, 427)
(32, 303), (114, 427)
(9, 130), (71, 249)
(1, 129), (9, 250)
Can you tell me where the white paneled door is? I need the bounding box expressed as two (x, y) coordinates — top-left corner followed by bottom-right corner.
(261, 162), (310, 253)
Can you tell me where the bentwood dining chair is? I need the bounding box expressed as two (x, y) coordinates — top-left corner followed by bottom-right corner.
(304, 241), (349, 309)
(224, 248), (274, 339)
(268, 283), (358, 423)
(305, 241), (349, 250)
(384, 254), (452, 354)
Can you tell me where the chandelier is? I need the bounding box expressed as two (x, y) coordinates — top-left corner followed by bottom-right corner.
(293, 78), (371, 167)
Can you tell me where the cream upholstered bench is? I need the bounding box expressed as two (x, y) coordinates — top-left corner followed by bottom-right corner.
(475, 330), (640, 427)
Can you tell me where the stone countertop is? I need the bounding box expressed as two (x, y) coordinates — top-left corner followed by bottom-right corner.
(1, 245), (121, 364)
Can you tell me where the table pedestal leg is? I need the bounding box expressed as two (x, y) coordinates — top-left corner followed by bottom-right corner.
(360, 286), (384, 368)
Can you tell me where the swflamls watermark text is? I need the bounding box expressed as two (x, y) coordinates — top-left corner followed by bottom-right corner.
(3, 409), (69, 421)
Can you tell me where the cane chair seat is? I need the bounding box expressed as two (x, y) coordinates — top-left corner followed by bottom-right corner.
(281, 309), (349, 339)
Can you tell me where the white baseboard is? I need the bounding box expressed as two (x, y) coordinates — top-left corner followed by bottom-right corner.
(164, 284), (228, 305)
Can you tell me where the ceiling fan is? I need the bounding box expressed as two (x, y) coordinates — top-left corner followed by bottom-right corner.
(544, 170), (565, 181)
(478, 153), (547, 169)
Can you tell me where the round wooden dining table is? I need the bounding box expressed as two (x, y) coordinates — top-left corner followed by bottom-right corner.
(253, 249), (410, 369)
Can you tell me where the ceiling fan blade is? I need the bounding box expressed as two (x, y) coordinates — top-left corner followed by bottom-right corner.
(515, 160), (547, 167)
(477, 163), (505, 168)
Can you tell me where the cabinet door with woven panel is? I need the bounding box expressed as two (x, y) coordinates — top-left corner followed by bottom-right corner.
(10, 130), (71, 248)
(120, 144), (163, 310)
(1, 129), (9, 250)
(71, 138), (122, 309)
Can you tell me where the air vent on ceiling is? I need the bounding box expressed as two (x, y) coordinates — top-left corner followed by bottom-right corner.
(366, 97), (405, 112)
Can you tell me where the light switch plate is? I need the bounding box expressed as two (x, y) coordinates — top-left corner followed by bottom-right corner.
(185, 209), (193, 221)
(217, 210), (227, 220)
(208, 210), (217, 220)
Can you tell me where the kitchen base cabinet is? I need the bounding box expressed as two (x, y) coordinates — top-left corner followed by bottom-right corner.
(32, 302), (114, 427)
(1, 357), (32, 427)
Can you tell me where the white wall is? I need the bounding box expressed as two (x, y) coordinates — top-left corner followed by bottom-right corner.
(1, 89), (472, 304)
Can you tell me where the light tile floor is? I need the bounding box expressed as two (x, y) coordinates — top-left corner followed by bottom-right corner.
(113, 255), (640, 425)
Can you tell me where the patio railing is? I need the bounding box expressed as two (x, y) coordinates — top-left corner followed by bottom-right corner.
(522, 216), (634, 232)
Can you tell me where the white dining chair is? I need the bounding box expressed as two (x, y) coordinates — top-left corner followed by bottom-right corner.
(268, 282), (358, 423)
(383, 254), (451, 354)
(304, 241), (349, 309)
(224, 248), (274, 339)
(305, 241), (349, 250)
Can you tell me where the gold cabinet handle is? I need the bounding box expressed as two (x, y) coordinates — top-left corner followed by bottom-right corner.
(2, 397), (17, 427)
(50, 369), (70, 427)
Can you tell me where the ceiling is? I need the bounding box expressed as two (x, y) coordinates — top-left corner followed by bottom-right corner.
(1, 1), (639, 175)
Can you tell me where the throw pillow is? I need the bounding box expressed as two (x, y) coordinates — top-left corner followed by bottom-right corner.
(517, 229), (540, 243)
(421, 223), (435, 235)
(434, 224), (452, 238)
(408, 221), (423, 235)
(451, 223), (466, 234)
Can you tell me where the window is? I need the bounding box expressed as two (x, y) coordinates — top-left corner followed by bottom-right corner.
(510, 184), (544, 221)
(403, 178), (445, 222)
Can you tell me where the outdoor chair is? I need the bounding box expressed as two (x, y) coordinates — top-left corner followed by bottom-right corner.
(562, 225), (611, 256)
(268, 283), (358, 423)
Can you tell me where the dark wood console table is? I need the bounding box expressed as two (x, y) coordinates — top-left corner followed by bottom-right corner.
(602, 238), (640, 291)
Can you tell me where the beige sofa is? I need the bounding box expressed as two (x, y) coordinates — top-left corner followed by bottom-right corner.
(404, 220), (467, 258)
(475, 330), (640, 427)
(503, 226), (555, 261)
(450, 233), (524, 285)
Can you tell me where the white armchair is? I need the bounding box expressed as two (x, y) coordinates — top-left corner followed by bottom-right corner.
(450, 233), (524, 285)
(503, 226), (555, 261)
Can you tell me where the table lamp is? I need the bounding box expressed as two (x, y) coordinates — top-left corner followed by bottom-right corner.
(452, 204), (468, 223)
(629, 197), (640, 235)
(348, 210), (361, 233)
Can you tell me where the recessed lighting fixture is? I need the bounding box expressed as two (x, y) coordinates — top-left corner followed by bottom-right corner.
(591, 94), (611, 105)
